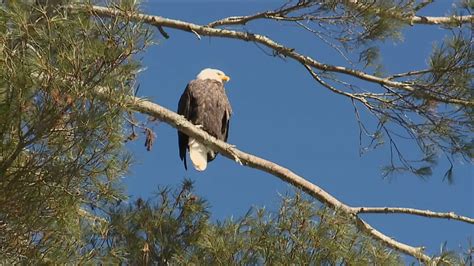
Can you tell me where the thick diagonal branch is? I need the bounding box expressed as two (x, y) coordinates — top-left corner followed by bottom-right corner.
(92, 86), (438, 262)
(71, 4), (473, 108)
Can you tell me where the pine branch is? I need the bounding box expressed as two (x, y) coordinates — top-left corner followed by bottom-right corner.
(78, 208), (107, 224)
(354, 207), (474, 224)
(69, 4), (473, 108)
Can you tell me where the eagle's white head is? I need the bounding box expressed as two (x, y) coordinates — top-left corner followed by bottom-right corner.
(196, 68), (230, 83)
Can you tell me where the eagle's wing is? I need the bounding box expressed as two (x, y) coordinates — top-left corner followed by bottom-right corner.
(221, 90), (232, 143)
(177, 84), (192, 170)
(193, 80), (230, 139)
(222, 109), (231, 142)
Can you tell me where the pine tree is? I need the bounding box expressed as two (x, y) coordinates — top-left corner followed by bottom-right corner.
(81, 180), (402, 265)
(0, 0), (150, 262)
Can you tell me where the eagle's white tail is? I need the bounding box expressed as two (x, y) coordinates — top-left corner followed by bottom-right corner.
(188, 138), (208, 171)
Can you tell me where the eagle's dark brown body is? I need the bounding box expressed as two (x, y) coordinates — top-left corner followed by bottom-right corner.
(177, 78), (232, 170)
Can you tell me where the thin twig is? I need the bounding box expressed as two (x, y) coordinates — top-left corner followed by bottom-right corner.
(354, 207), (474, 224)
(207, 1), (314, 27)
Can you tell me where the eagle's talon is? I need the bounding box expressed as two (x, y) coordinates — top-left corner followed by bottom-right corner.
(234, 156), (243, 166)
(228, 148), (242, 165)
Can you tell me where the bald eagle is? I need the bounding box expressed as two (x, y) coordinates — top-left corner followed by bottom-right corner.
(177, 68), (232, 171)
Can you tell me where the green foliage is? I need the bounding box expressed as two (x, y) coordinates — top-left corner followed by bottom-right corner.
(318, 0), (417, 48)
(428, 34), (472, 102)
(347, 1), (471, 179)
(426, 240), (472, 265)
(0, 0), (151, 262)
(81, 181), (402, 265)
(359, 30), (472, 180)
(389, 31), (474, 178)
(351, 0), (407, 42)
(360, 46), (385, 75)
(288, 0), (472, 179)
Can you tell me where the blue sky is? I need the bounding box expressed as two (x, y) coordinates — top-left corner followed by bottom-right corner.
(123, 0), (473, 261)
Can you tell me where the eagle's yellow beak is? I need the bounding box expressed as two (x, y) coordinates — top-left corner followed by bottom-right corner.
(222, 75), (230, 82)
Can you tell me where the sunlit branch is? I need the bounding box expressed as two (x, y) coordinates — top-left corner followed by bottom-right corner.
(70, 4), (473, 108)
(207, 1), (315, 27)
(92, 84), (447, 263)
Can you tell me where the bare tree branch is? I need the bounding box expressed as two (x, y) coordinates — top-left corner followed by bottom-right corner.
(354, 207), (474, 224)
(207, 1), (474, 27)
(207, 1), (315, 27)
(303, 64), (388, 108)
(70, 4), (473, 108)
